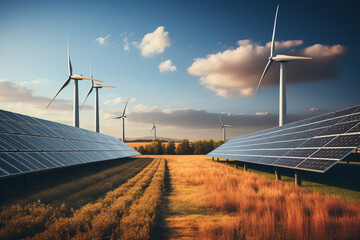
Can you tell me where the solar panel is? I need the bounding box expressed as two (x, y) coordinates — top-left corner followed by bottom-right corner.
(0, 109), (139, 179)
(208, 105), (360, 173)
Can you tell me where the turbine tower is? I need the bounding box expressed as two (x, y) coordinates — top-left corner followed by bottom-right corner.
(151, 122), (157, 140)
(253, 5), (311, 126)
(47, 41), (103, 128)
(115, 99), (129, 142)
(219, 115), (232, 141)
(82, 65), (115, 133)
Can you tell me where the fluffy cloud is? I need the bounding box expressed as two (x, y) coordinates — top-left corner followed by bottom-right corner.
(123, 37), (130, 51)
(32, 78), (48, 84)
(0, 79), (91, 111)
(188, 40), (347, 98)
(138, 26), (170, 57)
(104, 97), (136, 105)
(159, 59), (177, 72)
(95, 34), (111, 45)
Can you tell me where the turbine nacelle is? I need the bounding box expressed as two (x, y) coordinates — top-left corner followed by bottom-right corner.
(71, 74), (102, 81)
(272, 55), (312, 62)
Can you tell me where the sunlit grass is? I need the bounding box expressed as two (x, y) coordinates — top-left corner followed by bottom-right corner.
(0, 158), (159, 240)
(174, 157), (360, 239)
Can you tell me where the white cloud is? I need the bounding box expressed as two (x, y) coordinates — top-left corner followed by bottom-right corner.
(95, 34), (111, 45)
(123, 37), (130, 51)
(256, 112), (269, 116)
(188, 40), (347, 98)
(32, 78), (48, 84)
(104, 97), (136, 105)
(131, 104), (159, 113)
(138, 26), (170, 57)
(0, 79), (91, 111)
(159, 59), (177, 72)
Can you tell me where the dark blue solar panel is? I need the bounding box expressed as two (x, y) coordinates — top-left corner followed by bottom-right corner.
(208, 105), (360, 173)
(0, 109), (139, 179)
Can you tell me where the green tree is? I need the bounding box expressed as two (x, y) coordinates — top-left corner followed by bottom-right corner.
(150, 140), (163, 154)
(193, 140), (206, 154)
(176, 139), (193, 154)
(145, 144), (154, 154)
(137, 145), (146, 154)
(166, 141), (176, 154)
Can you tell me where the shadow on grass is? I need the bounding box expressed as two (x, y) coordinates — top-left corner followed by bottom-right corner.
(150, 159), (172, 240)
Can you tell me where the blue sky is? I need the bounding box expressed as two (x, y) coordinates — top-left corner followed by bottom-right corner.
(0, 0), (359, 140)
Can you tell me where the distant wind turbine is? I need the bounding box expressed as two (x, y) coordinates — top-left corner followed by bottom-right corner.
(115, 99), (129, 142)
(82, 64), (115, 133)
(253, 5), (311, 126)
(151, 121), (157, 140)
(219, 115), (232, 141)
(47, 41), (103, 128)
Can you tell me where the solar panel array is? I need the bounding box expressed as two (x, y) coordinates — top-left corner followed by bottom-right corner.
(208, 105), (360, 173)
(0, 109), (139, 178)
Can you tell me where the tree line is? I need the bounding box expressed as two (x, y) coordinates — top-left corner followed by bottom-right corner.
(133, 139), (226, 155)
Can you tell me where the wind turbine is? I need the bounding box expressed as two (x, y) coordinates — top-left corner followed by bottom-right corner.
(151, 121), (157, 140)
(219, 115), (232, 141)
(47, 41), (103, 128)
(253, 5), (311, 126)
(82, 64), (115, 133)
(115, 99), (129, 142)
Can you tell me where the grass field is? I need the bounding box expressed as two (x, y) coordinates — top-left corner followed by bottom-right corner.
(0, 157), (156, 240)
(1, 155), (359, 239)
(140, 155), (360, 239)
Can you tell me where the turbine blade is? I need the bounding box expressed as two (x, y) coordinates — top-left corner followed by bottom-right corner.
(81, 86), (93, 109)
(100, 85), (116, 88)
(270, 5), (279, 57)
(272, 55), (312, 61)
(253, 60), (272, 105)
(72, 75), (103, 82)
(47, 77), (71, 108)
(67, 40), (73, 76)
(219, 115), (224, 126)
(122, 98), (129, 117)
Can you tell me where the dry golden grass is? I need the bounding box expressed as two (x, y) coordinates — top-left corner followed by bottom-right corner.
(0, 158), (165, 240)
(33, 158), (165, 239)
(171, 156), (360, 240)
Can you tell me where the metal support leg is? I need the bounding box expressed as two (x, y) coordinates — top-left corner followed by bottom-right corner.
(295, 171), (301, 186)
(275, 167), (281, 181)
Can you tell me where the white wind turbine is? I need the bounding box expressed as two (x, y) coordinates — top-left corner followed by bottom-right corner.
(81, 64), (115, 133)
(219, 115), (232, 141)
(253, 5), (311, 126)
(151, 121), (157, 140)
(115, 99), (129, 142)
(47, 41), (103, 128)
